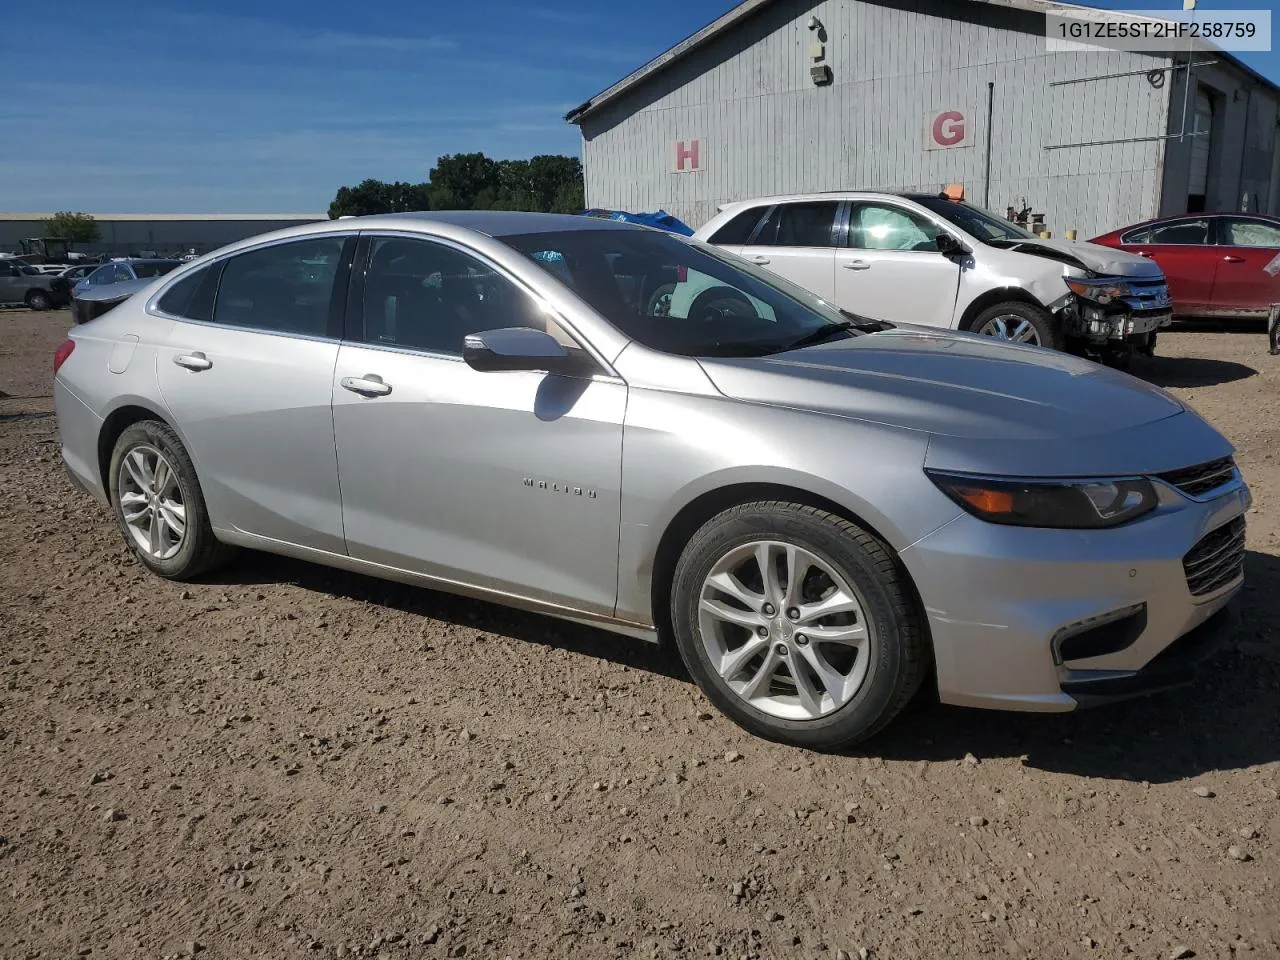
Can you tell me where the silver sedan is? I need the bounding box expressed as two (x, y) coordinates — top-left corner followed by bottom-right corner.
(53, 212), (1250, 748)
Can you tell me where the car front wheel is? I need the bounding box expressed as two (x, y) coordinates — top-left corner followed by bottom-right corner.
(970, 301), (1060, 351)
(671, 501), (928, 749)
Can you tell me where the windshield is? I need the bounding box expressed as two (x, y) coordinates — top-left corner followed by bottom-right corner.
(132, 261), (181, 279)
(912, 197), (1037, 243)
(500, 228), (866, 357)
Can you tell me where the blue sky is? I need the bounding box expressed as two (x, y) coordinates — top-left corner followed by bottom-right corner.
(1, 0), (1274, 213)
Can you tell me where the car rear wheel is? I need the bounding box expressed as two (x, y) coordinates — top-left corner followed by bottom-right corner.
(108, 420), (235, 580)
(969, 301), (1060, 351)
(26, 290), (52, 311)
(671, 501), (928, 749)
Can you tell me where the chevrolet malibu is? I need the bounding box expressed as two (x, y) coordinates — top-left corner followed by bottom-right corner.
(53, 212), (1250, 749)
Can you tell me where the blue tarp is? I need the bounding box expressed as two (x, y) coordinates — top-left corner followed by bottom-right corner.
(580, 208), (695, 236)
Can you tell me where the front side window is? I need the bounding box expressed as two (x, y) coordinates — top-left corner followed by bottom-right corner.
(1220, 218), (1280, 248)
(214, 237), (346, 336)
(849, 203), (940, 252)
(502, 228), (865, 358)
(358, 236), (572, 354)
(752, 201), (841, 247)
(1120, 227), (1150, 244)
(1148, 220), (1209, 245)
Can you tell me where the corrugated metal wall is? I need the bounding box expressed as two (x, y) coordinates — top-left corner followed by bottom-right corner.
(578, 0), (1176, 238)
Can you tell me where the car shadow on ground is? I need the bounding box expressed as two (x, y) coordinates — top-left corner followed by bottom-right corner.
(872, 550), (1280, 782)
(209, 549), (689, 681)
(1131, 353), (1259, 389)
(215, 544), (1280, 782)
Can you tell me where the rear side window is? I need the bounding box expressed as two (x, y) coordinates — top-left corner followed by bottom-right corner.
(213, 237), (347, 336)
(157, 263), (222, 322)
(753, 201), (841, 247)
(708, 206), (768, 245)
(1220, 218), (1280, 248)
(1147, 220), (1209, 245)
(133, 261), (180, 279)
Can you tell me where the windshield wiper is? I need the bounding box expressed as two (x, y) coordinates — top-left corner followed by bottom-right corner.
(783, 320), (860, 351)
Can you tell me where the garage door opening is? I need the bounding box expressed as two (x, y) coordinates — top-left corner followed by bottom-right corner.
(1187, 87), (1217, 212)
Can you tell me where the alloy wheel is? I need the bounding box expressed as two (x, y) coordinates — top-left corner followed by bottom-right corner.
(697, 540), (872, 720)
(977, 313), (1040, 345)
(117, 444), (187, 560)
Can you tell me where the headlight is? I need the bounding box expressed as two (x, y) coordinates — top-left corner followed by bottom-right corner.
(927, 471), (1158, 528)
(1065, 277), (1132, 305)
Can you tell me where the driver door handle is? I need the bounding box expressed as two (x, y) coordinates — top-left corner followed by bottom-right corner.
(843, 260), (871, 270)
(341, 375), (392, 397)
(747, 255), (770, 265)
(1222, 255), (1245, 263)
(173, 352), (212, 371)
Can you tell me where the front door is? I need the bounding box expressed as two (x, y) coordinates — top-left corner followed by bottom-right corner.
(834, 201), (960, 326)
(738, 200), (841, 301)
(155, 234), (353, 553)
(1210, 217), (1280, 315)
(331, 234), (626, 615)
(1128, 218), (1215, 314)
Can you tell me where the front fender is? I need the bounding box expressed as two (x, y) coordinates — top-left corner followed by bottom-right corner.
(613, 387), (961, 623)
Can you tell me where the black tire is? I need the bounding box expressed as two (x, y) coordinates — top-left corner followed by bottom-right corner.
(26, 290), (52, 311)
(688, 286), (758, 323)
(967, 300), (1061, 351)
(107, 420), (235, 580)
(670, 501), (928, 750)
(646, 281), (676, 316)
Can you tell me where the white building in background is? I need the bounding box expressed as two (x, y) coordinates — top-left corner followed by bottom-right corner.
(567, 0), (1280, 238)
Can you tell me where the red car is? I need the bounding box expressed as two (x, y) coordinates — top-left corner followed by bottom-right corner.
(1091, 213), (1280, 320)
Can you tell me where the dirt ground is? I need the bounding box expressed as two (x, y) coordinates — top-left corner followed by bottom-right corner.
(1, 308), (1277, 960)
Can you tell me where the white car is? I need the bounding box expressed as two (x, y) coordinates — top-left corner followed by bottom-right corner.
(680, 190), (1173, 363)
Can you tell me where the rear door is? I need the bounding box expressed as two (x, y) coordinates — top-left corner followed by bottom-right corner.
(834, 200), (959, 326)
(737, 200), (842, 300)
(155, 234), (355, 553)
(1209, 217), (1280, 316)
(0, 262), (22, 302)
(1127, 218), (1215, 314)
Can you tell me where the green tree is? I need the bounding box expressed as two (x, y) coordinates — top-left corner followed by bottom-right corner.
(328, 179), (430, 218)
(43, 211), (100, 243)
(328, 152), (584, 218)
(427, 153), (499, 210)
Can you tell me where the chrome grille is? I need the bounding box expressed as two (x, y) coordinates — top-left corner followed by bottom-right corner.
(1158, 457), (1237, 498)
(1121, 279), (1170, 313)
(1183, 516), (1246, 598)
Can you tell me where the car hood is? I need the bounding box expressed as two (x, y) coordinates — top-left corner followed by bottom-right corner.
(998, 237), (1165, 279)
(75, 278), (151, 302)
(698, 326), (1185, 443)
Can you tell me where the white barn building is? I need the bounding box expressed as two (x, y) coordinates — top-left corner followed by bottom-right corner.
(567, 0), (1280, 238)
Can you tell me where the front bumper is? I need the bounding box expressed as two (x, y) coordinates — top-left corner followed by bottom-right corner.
(899, 476), (1250, 712)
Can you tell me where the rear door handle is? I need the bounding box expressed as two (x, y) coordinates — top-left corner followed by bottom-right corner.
(173, 352), (212, 371)
(1136, 250), (1152, 258)
(1223, 255), (1245, 263)
(842, 260), (871, 270)
(341, 375), (392, 397)
(747, 255), (771, 265)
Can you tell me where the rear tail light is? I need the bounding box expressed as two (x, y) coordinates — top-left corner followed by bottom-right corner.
(53, 338), (75, 374)
(675, 265), (688, 283)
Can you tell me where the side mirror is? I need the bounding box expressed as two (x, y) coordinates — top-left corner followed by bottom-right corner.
(463, 327), (584, 374)
(935, 233), (972, 258)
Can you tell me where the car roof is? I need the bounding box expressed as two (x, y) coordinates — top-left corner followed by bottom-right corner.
(341, 210), (645, 237)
